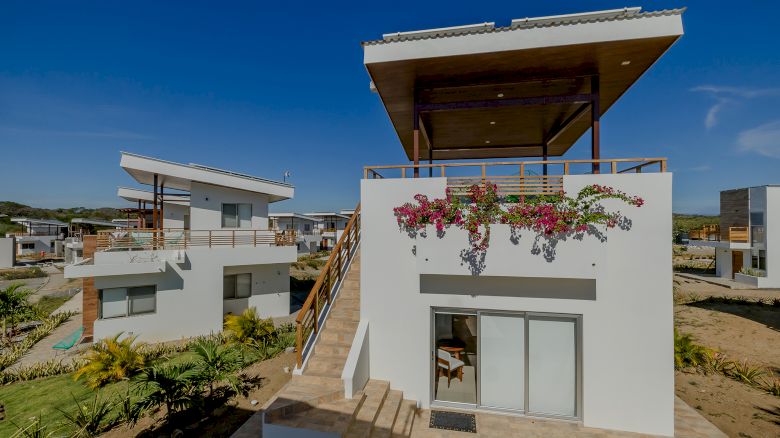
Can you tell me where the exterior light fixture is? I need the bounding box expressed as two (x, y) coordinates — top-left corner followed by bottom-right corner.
(621, 60), (631, 66)
(485, 140), (491, 144)
(489, 121), (496, 125)
(497, 93), (504, 97)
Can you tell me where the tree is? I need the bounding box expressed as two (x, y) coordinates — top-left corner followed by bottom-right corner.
(223, 307), (276, 344)
(134, 361), (202, 422)
(189, 337), (244, 397)
(0, 283), (35, 342)
(73, 333), (146, 388)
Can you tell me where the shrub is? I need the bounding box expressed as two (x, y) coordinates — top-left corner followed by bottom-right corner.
(135, 361), (203, 422)
(58, 392), (116, 437)
(74, 333), (146, 388)
(0, 311), (75, 371)
(190, 337), (244, 397)
(10, 414), (60, 438)
(760, 378), (780, 397)
(727, 360), (766, 385)
(674, 330), (712, 370)
(224, 308), (276, 344)
(0, 283), (36, 342)
(0, 267), (47, 281)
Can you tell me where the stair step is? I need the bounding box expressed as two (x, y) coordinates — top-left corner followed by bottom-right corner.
(344, 380), (390, 438)
(371, 390), (403, 438)
(268, 393), (366, 435)
(312, 342), (352, 357)
(391, 400), (418, 438)
(321, 328), (357, 344)
(325, 318), (359, 331)
(263, 378), (344, 421)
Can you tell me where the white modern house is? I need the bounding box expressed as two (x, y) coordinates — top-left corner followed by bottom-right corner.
(7, 218), (67, 256)
(65, 152), (297, 343)
(269, 213), (322, 254)
(689, 185), (780, 288)
(259, 7), (691, 438)
(305, 212), (350, 249)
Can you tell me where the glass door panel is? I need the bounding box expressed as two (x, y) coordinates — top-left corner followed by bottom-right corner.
(479, 313), (525, 411)
(527, 317), (577, 417)
(433, 311), (477, 405)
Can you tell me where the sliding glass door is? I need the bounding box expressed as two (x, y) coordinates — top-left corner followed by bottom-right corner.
(432, 309), (580, 419)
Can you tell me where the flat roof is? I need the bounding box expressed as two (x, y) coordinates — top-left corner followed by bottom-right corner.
(11, 218), (68, 227)
(269, 213), (322, 222)
(70, 218), (120, 227)
(305, 212), (351, 220)
(117, 187), (190, 206)
(363, 7), (685, 160)
(120, 152), (294, 203)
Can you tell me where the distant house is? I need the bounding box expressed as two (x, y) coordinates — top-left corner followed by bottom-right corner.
(269, 213), (321, 254)
(305, 212), (351, 249)
(65, 152), (297, 343)
(689, 185), (779, 288)
(7, 218), (67, 255)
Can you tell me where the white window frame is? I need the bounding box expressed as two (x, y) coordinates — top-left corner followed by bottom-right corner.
(223, 273), (252, 299)
(221, 203), (252, 228)
(99, 285), (157, 319)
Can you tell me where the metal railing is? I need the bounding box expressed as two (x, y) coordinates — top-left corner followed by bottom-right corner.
(95, 228), (296, 251)
(295, 204), (360, 368)
(364, 158), (667, 197)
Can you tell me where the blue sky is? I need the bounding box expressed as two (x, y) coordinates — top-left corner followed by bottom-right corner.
(1, 1), (778, 214)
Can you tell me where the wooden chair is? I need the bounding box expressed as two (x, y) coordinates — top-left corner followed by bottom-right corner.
(437, 348), (464, 387)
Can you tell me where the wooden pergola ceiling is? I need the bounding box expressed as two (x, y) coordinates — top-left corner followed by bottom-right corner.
(366, 36), (680, 161)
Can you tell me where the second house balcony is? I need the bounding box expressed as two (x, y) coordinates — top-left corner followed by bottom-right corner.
(95, 228), (296, 251)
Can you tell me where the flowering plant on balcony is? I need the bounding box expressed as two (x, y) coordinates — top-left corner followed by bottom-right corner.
(393, 183), (644, 251)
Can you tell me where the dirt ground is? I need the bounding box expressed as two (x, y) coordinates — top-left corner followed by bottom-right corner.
(674, 274), (780, 437)
(101, 351), (297, 438)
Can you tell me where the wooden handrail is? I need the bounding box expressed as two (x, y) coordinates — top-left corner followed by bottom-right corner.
(94, 228), (295, 251)
(295, 203), (361, 368)
(364, 157), (667, 174)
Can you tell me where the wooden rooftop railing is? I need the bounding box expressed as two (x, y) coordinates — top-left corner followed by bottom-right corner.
(364, 158), (667, 197)
(95, 228), (296, 251)
(689, 225), (749, 243)
(295, 203), (360, 369)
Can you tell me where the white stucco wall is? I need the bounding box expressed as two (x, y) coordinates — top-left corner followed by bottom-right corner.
(764, 187), (780, 287)
(0, 238), (15, 268)
(91, 245), (294, 342)
(189, 181), (270, 230)
(360, 173), (673, 436)
(223, 263), (291, 317)
(161, 203), (188, 229)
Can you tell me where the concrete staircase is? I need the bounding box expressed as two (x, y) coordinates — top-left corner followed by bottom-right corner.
(254, 249), (419, 437)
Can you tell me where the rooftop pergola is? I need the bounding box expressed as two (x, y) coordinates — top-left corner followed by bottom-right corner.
(362, 7), (685, 176)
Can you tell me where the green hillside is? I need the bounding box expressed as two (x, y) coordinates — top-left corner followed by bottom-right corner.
(673, 213), (719, 235)
(0, 201), (123, 235)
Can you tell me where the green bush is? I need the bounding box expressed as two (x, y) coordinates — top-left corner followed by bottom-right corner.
(674, 330), (712, 370)
(0, 267), (47, 281)
(58, 392), (116, 437)
(73, 333), (145, 389)
(0, 311), (75, 371)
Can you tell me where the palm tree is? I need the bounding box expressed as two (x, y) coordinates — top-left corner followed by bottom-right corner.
(0, 283), (35, 342)
(134, 361), (202, 422)
(74, 333), (146, 388)
(223, 307), (276, 344)
(190, 337), (244, 397)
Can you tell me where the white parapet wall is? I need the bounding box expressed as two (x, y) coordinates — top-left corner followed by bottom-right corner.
(360, 173), (673, 436)
(341, 319), (370, 399)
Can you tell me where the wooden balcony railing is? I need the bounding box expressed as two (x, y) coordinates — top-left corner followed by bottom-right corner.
(364, 158), (667, 197)
(95, 228), (296, 251)
(295, 203), (360, 368)
(689, 225), (749, 243)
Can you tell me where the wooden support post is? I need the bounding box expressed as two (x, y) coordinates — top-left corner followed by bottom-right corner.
(611, 161), (617, 174)
(481, 163), (487, 188)
(428, 147), (433, 178)
(591, 76), (601, 174)
(159, 183), (165, 230)
(413, 129), (420, 178)
(543, 144), (549, 176)
(152, 174), (158, 229)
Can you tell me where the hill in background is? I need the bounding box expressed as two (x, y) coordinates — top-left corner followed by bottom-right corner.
(0, 201), (122, 235)
(673, 213), (719, 235)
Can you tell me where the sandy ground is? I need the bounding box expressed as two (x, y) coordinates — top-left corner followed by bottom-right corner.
(0, 266), (81, 303)
(674, 274), (780, 437)
(101, 351), (296, 438)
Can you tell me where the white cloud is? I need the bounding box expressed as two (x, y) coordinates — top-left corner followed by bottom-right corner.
(691, 85), (780, 129)
(737, 120), (780, 158)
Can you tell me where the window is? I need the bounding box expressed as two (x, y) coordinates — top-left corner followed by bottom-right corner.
(750, 211), (764, 226)
(223, 273), (251, 299)
(21, 242), (34, 250)
(221, 203), (252, 228)
(100, 286), (156, 319)
(752, 250), (767, 270)
(304, 224), (311, 232)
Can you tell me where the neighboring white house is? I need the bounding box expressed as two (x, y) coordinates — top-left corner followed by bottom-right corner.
(7, 218), (67, 256)
(305, 212), (350, 249)
(269, 213), (322, 254)
(689, 185), (780, 288)
(65, 152), (297, 343)
(293, 8), (684, 438)
(65, 218), (123, 264)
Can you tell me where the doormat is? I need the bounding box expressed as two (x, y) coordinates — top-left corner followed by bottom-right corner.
(429, 410), (477, 433)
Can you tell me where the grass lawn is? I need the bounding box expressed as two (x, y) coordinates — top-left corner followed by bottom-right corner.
(35, 295), (72, 316)
(0, 372), (130, 436)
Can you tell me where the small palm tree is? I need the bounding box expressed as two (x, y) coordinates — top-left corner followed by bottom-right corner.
(0, 283), (35, 342)
(74, 333), (146, 388)
(134, 361), (202, 422)
(190, 337), (244, 397)
(58, 392), (115, 437)
(674, 329), (711, 370)
(223, 307), (276, 344)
